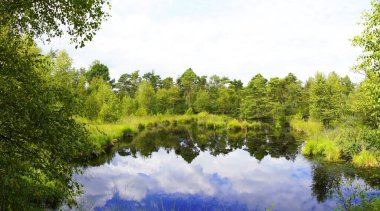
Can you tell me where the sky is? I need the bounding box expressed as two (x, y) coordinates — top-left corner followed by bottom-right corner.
(40, 0), (371, 84)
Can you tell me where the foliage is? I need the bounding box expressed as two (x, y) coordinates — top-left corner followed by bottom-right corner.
(240, 74), (270, 121)
(84, 78), (120, 122)
(0, 0), (110, 48)
(309, 72), (346, 127)
(0, 31), (86, 209)
(136, 81), (156, 114)
(352, 0), (380, 128)
(86, 60), (111, 83)
(178, 68), (199, 107)
(116, 70), (141, 97)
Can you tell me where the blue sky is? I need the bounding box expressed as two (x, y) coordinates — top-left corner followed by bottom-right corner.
(41, 0), (371, 83)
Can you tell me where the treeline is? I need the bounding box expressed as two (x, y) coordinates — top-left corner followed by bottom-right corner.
(53, 50), (379, 129)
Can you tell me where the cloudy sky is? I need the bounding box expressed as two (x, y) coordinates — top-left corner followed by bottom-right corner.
(40, 0), (371, 83)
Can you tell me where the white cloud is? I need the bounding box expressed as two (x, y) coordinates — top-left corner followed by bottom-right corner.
(40, 0), (370, 83)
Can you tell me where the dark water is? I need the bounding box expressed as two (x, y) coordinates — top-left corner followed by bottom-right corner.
(71, 126), (380, 211)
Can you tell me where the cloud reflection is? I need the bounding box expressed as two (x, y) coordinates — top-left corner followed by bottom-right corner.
(74, 149), (338, 210)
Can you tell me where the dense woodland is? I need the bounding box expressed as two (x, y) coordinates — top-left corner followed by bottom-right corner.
(52, 51), (360, 128)
(1, 0), (380, 210)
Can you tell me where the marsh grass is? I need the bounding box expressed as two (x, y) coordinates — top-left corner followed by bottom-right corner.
(292, 117), (380, 166)
(290, 118), (323, 136)
(227, 119), (262, 132)
(82, 113), (261, 154)
(302, 136), (341, 161)
(353, 150), (379, 167)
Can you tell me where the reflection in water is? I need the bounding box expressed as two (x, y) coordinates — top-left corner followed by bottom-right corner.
(71, 126), (379, 211)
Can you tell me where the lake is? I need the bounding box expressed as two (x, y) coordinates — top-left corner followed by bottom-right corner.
(70, 125), (380, 210)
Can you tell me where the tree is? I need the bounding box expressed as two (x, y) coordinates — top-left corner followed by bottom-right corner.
(142, 70), (163, 91)
(240, 74), (270, 121)
(86, 60), (111, 83)
(194, 89), (211, 113)
(341, 75), (355, 96)
(267, 77), (286, 127)
(84, 78), (120, 122)
(116, 70), (141, 97)
(178, 68), (199, 108)
(162, 77), (174, 89)
(121, 95), (137, 116)
(216, 87), (237, 115)
(0, 0), (110, 48)
(49, 50), (79, 91)
(230, 79), (244, 91)
(282, 73), (303, 116)
(0, 0), (110, 208)
(207, 75), (229, 113)
(156, 87), (181, 114)
(352, 0), (380, 128)
(136, 81), (156, 115)
(309, 72), (345, 127)
(0, 32), (86, 209)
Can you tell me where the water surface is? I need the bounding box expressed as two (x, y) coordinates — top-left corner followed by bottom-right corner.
(72, 126), (380, 210)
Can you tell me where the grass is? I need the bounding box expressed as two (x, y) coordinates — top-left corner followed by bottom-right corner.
(79, 113), (261, 155)
(290, 118), (323, 136)
(352, 150), (379, 167)
(302, 136), (341, 162)
(227, 119), (262, 132)
(292, 116), (380, 166)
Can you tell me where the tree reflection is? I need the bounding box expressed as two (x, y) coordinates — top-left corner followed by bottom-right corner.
(309, 161), (380, 203)
(122, 125), (301, 163)
(310, 163), (342, 202)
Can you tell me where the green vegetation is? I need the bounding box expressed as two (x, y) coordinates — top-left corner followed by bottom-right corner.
(333, 179), (380, 211)
(293, 119), (380, 166)
(2, 0), (380, 209)
(290, 1), (380, 168)
(290, 117), (323, 136)
(302, 137), (341, 162)
(83, 113), (265, 154)
(353, 150), (379, 167)
(0, 0), (110, 209)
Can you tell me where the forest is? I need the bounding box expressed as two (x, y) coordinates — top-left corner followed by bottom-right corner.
(1, 0), (380, 210)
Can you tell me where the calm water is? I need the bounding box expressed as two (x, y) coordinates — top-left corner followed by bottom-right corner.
(71, 126), (380, 211)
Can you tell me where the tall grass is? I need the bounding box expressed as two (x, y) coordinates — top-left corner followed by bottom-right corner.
(80, 113), (260, 154)
(302, 136), (341, 161)
(291, 116), (380, 166)
(352, 150), (379, 167)
(290, 118), (323, 136)
(227, 119), (262, 132)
